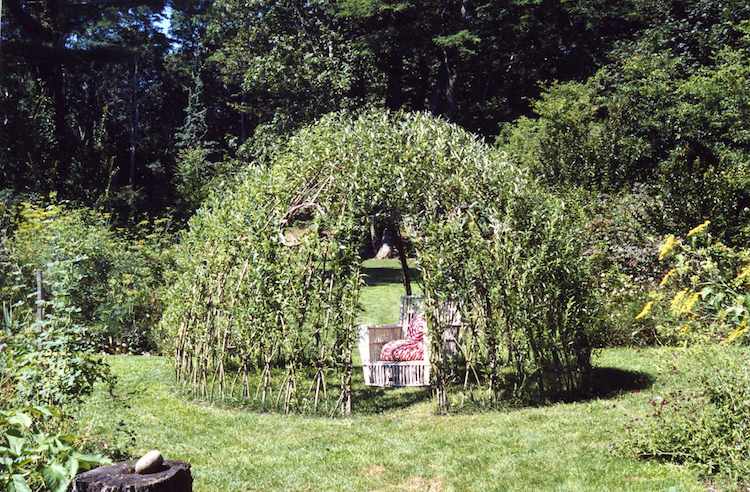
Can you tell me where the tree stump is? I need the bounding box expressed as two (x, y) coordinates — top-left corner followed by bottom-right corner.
(73, 460), (192, 492)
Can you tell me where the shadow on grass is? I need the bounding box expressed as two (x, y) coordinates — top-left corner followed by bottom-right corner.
(350, 366), (654, 414)
(352, 383), (431, 414)
(434, 366), (656, 414)
(362, 267), (422, 287)
(588, 366), (654, 398)
(163, 365), (653, 416)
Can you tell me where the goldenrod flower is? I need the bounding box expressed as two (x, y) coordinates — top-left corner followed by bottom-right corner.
(659, 235), (679, 260)
(659, 269), (676, 287)
(636, 301), (654, 320)
(684, 292), (700, 312)
(670, 289), (700, 316)
(670, 290), (686, 315)
(687, 220), (710, 238)
(722, 321), (749, 345)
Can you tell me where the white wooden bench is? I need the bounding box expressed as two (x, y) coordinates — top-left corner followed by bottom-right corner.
(358, 296), (459, 388)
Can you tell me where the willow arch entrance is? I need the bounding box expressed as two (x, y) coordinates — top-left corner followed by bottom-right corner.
(163, 110), (594, 414)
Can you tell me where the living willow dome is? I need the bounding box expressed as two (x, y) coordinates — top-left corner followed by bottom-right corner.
(162, 110), (595, 415)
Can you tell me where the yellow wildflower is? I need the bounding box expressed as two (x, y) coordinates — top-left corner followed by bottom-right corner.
(679, 323), (690, 334)
(659, 269), (676, 287)
(670, 289), (700, 316)
(659, 235), (679, 260)
(670, 290), (686, 314)
(686, 220), (710, 238)
(737, 265), (750, 283)
(683, 292), (700, 313)
(722, 321), (749, 345)
(635, 301), (654, 320)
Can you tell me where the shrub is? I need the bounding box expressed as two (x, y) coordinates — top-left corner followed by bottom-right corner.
(1, 200), (118, 490)
(500, 28), (750, 245)
(0, 306), (112, 491)
(574, 188), (667, 346)
(9, 320), (112, 407)
(625, 347), (750, 482)
(0, 406), (109, 492)
(1, 300), (112, 409)
(9, 201), (172, 352)
(633, 222), (750, 345)
(416, 194), (597, 406)
(500, 31), (750, 344)
(174, 147), (216, 213)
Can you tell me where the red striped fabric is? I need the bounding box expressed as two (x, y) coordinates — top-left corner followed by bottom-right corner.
(379, 314), (426, 361)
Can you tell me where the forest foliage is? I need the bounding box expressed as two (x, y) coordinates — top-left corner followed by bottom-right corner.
(6, 0), (747, 221)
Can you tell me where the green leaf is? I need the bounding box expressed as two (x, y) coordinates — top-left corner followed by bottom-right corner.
(6, 413), (32, 429)
(72, 452), (110, 470)
(43, 463), (72, 492)
(10, 475), (32, 492)
(31, 406), (54, 418)
(5, 435), (26, 457)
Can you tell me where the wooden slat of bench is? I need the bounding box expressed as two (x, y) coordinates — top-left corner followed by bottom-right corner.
(362, 362), (430, 387)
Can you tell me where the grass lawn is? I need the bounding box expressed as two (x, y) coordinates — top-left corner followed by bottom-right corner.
(358, 258), (422, 325)
(78, 260), (711, 491)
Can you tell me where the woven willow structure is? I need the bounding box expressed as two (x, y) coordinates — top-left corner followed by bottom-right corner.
(162, 110), (595, 415)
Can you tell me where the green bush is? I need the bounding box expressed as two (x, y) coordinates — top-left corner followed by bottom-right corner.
(625, 347), (750, 483)
(174, 147), (216, 213)
(9, 201), (172, 352)
(500, 26), (750, 245)
(0, 306), (113, 491)
(0, 406), (109, 492)
(1, 297), (112, 409)
(573, 188), (667, 346)
(500, 27), (750, 346)
(8, 320), (112, 407)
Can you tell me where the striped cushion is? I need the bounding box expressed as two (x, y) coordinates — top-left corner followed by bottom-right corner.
(379, 339), (424, 361)
(406, 314), (426, 341)
(379, 314), (426, 362)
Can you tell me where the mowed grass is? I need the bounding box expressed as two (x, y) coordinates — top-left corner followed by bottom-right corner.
(78, 260), (709, 491)
(358, 258), (422, 325)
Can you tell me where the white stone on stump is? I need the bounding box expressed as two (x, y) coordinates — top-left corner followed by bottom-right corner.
(73, 456), (192, 492)
(135, 450), (165, 474)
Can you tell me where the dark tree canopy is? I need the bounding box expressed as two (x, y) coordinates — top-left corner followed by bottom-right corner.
(0, 0), (669, 216)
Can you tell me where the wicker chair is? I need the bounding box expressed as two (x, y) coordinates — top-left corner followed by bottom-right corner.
(358, 296), (459, 388)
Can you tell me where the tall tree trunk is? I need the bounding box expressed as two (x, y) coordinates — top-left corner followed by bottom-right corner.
(430, 0), (470, 120)
(393, 222), (412, 296)
(44, 0), (69, 194)
(49, 61), (68, 193)
(412, 54), (430, 111)
(430, 50), (458, 118)
(129, 62), (138, 188)
(240, 92), (248, 143)
(38, 50), (68, 194)
(127, 59), (140, 217)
